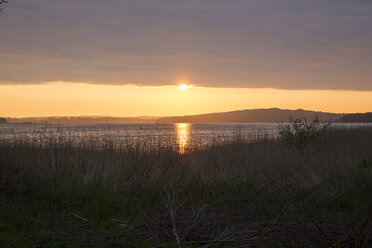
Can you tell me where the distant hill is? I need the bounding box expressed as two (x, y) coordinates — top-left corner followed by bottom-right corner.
(157, 108), (342, 123)
(0, 117), (8, 124)
(336, 113), (372, 123)
(7, 108), (371, 125)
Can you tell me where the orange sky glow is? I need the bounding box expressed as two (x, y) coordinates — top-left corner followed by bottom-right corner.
(1, 82), (371, 118)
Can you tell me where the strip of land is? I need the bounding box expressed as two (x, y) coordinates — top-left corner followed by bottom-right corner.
(2, 108), (372, 124)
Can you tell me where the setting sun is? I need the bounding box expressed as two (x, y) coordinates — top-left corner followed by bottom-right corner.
(179, 84), (192, 91)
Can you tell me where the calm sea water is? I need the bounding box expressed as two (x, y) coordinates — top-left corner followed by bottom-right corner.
(0, 123), (371, 153)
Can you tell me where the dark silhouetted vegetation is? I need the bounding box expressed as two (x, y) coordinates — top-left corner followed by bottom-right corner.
(278, 116), (329, 156)
(0, 126), (371, 247)
(0, 0), (8, 12)
(0, 117), (7, 124)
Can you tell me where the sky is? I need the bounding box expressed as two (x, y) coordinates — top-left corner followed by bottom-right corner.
(0, 0), (372, 117)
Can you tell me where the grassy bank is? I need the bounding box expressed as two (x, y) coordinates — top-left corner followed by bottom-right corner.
(0, 127), (371, 247)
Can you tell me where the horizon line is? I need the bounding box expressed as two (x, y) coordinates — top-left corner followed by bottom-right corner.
(3, 107), (367, 119)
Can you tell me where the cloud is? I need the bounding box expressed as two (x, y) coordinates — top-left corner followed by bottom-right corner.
(0, 0), (372, 90)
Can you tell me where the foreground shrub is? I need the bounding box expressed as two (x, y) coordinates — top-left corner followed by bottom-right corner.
(278, 116), (329, 156)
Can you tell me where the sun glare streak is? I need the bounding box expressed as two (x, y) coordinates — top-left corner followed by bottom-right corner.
(179, 85), (192, 91)
(175, 123), (190, 154)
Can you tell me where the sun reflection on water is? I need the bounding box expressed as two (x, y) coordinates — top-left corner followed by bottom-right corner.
(175, 123), (190, 154)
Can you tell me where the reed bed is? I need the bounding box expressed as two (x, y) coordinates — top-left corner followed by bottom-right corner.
(0, 126), (371, 247)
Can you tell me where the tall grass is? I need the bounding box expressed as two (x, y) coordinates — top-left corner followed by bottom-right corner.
(0, 127), (371, 247)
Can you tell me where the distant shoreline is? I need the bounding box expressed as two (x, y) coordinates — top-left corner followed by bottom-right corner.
(2, 108), (372, 124)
